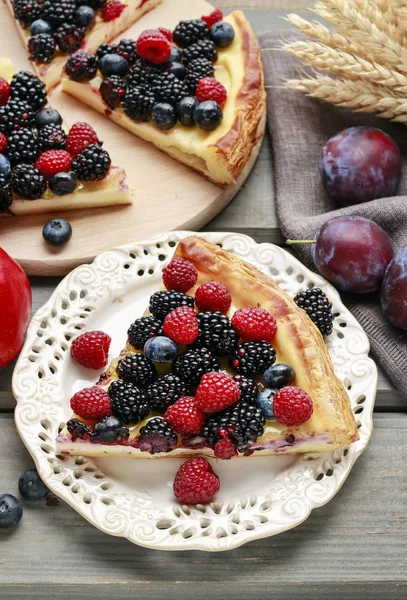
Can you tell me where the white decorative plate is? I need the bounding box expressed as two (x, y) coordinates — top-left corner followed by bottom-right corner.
(12, 232), (377, 551)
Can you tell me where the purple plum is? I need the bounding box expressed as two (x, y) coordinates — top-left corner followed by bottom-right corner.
(381, 245), (407, 329)
(320, 126), (401, 206)
(314, 216), (394, 293)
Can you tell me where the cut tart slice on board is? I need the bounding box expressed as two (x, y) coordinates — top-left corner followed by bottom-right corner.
(0, 58), (131, 216)
(61, 10), (266, 187)
(56, 236), (359, 459)
(5, 0), (162, 90)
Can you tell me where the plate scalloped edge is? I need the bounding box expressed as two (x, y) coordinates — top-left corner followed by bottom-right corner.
(12, 231), (377, 551)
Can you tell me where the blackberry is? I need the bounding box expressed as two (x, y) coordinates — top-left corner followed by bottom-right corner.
(96, 43), (118, 61)
(10, 71), (47, 112)
(37, 123), (66, 151)
(233, 341), (276, 377)
(196, 311), (239, 356)
(182, 39), (217, 64)
(146, 373), (187, 412)
(116, 353), (157, 388)
(185, 57), (214, 92)
(233, 375), (260, 404)
(85, 0), (107, 9)
(54, 23), (85, 54)
(127, 315), (163, 350)
(117, 39), (138, 65)
(12, 163), (47, 199)
(122, 86), (155, 122)
(149, 290), (194, 321)
(100, 75), (126, 110)
(65, 50), (98, 81)
(67, 418), (93, 441)
(108, 380), (149, 425)
(294, 288), (334, 336)
(127, 59), (165, 88)
(42, 0), (76, 27)
(137, 417), (177, 454)
(6, 129), (39, 166)
(173, 346), (219, 386)
(173, 19), (209, 48)
(0, 175), (12, 214)
(72, 144), (111, 181)
(28, 34), (56, 64)
(94, 416), (130, 443)
(13, 0), (41, 27)
(151, 72), (188, 107)
(0, 99), (34, 135)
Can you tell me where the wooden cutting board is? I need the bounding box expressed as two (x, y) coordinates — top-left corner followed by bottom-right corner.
(0, 0), (265, 276)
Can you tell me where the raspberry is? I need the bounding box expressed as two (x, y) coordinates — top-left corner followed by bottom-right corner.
(164, 396), (206, 437)
(136, 29), (171, 64)
(66, 122), (100, 156)
(0, 78), (10, 107)
(163, 306), (198, 345)
(214, 428), (237, 460)
(101, 0), (126, 21)
(162, 258), (198, 293)
(195, 372), (240, 414)
(173, 457), (220, 504)
(196, 77), (227, 106)
(273, 386), (314, 426)
(0, 133), (7, 154)
(232, 307), (277, 342)
(158, 27), (172, 42)
(70, 330), (111, 369)
(195, 281), (231, 313)
(201, 8), (224, 29)
(35, 150), (73, 180)
(70, 386), (112, 421)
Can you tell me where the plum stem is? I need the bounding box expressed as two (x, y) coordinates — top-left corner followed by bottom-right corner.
(286, 239), (316, 245)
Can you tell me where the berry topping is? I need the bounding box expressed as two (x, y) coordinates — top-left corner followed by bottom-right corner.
(70, 386), (112, 421)
(185, 57), (214, 92)
(35, 108), (62, 129)
(194, 100), (223, 131)
(122, 86), (155, 122)
(149, 290), (195, 321)
(28, 33), (56, 64)
(183, 39), (217, 64)
(196, 371), (240, 414)
(70, 330), (111, 369)
(176, 96), (198, 127)
(101, 0), (126, 22)
(117, 39), (138, 64)
(144, 336), (178, 363)
(18, 469), (49, 501)
(30, 19), (53, 36)
(264, 364), (295, 389)
(152, 72), (188, 107)
(54, 23), (85, 54)
(35, 149), (73, 180)
(209, 21), (235, 48)
(72, 144), (111, 181)
(42, 0), (76, 27)
(108, 379), (149, 424)
(173, 457), (220, 504)
(0, 494), (23, 529)
(0, 99), (34, 134)
(94, 416), (130, 443)
(100, 75), (126, 109)
(0, 154), (10, 176)
(158, 27), (172, 41)
(7, 129), (39, 166)
(10, 71), (47, 112)
(195, 281), (231, 313)
(65, 51), (98, 81)
(38, 124), (67, 151)
(163, 257), (198, 292)
(116, 353), (157, 388)
(163, 306), (199, 345)
(42, 218), (73, 246)
(213, 428), (237, 459)
(127, 315), (163, 349)
(99, 54), (130, 78)
(137, 417), (178, 454)
(12, 164), (46, 199)
(0, 175), (12, 214)
(48, 171), (77, 196)
(272, 386), (314, 426)
(256, 388), (276, 419)
(165, 396), (206, 437)
(152, 103), (177, 130)
(66, 122), (100, 156)
(233, 340), (276, 376)
(166, 61), (186, 80)
(13, 0), (41, 27)
(67, 417), (93, 441)
(136, 29), (171, 64)
(294, 288), (334, 336)
(173, 346), (219, 385)
(196, 311), (238, 356)
(146, 373), (187, 412)
(201, 8), (224, 29)
(0, 131), (8, 154)
(75, 5), (96, 29)
(232, 307), (278, 343)
(196, 77), (227, 106)
(173, 20), (209, 48)
(0, 78), (11, 107)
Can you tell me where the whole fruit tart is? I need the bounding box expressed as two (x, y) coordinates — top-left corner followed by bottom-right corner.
(61, 9), (266, 187)
(6, 0), (162, 90)
(0, 58), (131, 216)
(56, 236), (359, 459)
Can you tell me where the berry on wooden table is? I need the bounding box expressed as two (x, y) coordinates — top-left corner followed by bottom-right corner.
(70, 386), (112, 421)
(173, 457), (220, 504)
(196, 371), (240, 414)
(272, 386), (313, 426)
(0, 494), (23, 529)
(163, 306), (199, 345)
(42, 218), (73, 246)
(18, 469), (49, 501)
(162, 258), (198, 292)
(165, 396), (206, 437)
(71, 330), (111, 369)
(232, 307), (277, 343)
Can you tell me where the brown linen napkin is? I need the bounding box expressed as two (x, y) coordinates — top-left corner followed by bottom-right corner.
(259, 31), (407, 400)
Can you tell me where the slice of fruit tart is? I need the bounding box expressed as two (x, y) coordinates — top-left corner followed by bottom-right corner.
(0, 58), (131, 216)
(56, 236), (359, 459)
(61, 9), (266, 187)
(6, 0), (162, 90)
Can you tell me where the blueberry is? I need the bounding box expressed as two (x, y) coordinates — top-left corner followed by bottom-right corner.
(30, 19), (53, 36)
(166, 45), (182, 63)
(42, 218), (73, 247)
(75, 5), (96, 29)
(99, 54), (129, 78)
(49, 172), (77, 196)
(94, 416), (129, 443)
(0, 154), (11, 178)
(35, 107), (62, 128)
(152, 103), (177, 130)
(166, 61), (186, 81)
(256, 388), (277, 419)
(144, 336), (178, 363)
(176, 97), (198, 127)
(0, 494), (23, 529)
(18, 469), (49, 501)
(209, 22), (235, 48)
(194, 100), (223, 131)
(264, 364), (295, 389)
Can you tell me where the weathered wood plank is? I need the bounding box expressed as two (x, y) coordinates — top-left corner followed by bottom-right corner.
(0, 413), (406, 597)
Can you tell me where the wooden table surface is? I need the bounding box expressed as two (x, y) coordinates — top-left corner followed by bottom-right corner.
(1, 2), (406, 599)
